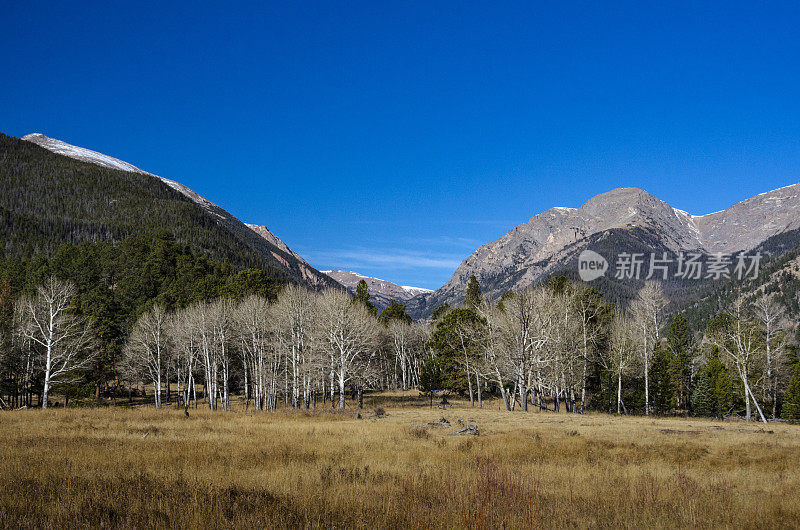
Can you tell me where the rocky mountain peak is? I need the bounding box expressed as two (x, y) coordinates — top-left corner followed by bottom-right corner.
(407, 181), (800, 318)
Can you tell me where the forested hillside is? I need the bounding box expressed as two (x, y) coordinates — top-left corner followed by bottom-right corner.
(680, 227), (800, 338)
(0, 133), (335, 287)
(0, 232), (281, 404)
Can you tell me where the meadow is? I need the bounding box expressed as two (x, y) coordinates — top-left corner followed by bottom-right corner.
(1, 393), (798, 529)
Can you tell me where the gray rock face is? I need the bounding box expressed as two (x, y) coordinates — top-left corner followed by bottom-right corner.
(246, 224), (307, 264)
(408, 184), (800, 317)
(244, 224), (331, 286)
(692, 184), (800, 253)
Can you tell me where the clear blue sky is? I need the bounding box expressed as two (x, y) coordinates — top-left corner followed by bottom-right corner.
(3, 2), (799, 289)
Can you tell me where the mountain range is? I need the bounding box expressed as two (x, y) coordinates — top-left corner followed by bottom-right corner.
(322, 270), (432, 311)
(5, 132), (800, 323)
(406, 184), (800, 317)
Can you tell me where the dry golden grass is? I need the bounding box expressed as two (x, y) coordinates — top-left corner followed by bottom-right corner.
(1, 392), (798, 529)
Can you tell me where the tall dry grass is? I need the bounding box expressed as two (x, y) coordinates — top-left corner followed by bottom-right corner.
(0, 392), (798, 528)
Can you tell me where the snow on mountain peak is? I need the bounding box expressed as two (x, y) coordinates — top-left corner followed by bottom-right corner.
(322, 270), (431, 309)
(23, 133), (153, 176)
(22, 133), (224, 213)
(401, 285), (433, 295)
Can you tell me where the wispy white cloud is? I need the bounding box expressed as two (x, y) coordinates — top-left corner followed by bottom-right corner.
(399, 235), (482, 249)
(304, 247), (463, 270)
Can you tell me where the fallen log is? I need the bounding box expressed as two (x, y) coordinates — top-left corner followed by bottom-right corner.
(451, 424), (479, 436)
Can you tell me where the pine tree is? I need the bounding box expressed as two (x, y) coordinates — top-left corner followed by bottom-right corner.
(380, 300), (412, 325)
(465, 275), (482, 309)
(649, 343), (674, 415)
(427, 308), (484, 397)
(419, 356), (442, 408)
(783, 362), (800, 423)
(666, 314), (693, 411)
(691, 368), (717, 417)
(354, 279), (377, 315)
(431, 303), (451, 321)
(705, 350), (736, 418)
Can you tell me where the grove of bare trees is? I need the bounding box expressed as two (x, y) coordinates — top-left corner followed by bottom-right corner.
(3, 274), (798, 423)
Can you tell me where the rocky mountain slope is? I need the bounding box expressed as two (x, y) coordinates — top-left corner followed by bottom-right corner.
(408, 184), (800, 317)
(11, 133), (335, 288)
(322, 270), (431, 311)
(245, 224), (309, 265)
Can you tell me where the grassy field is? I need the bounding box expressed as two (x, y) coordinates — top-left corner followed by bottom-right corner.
(1, 392), (798, 529)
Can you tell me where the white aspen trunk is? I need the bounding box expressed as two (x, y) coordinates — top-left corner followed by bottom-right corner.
(580, 356), (588, 413)
(338, 368), (346, 409)
(495, 368), (511, 411)
(617, 371), (623, 415)
(643, 331), (650, 416)
(243, 359), (250, 410)
(42, 341), (53, 410)
(518, 375), (528, 412)
(153, 338), (162, 410)
(223, 360), (229, 411)
(510, 380), (517, 411)
(743, 371), (751, 422)
(475, 371), (482, 408)
(329, 368), (335, 409)
(467, 368), (474, 407)
(41, 312), (57, 410)
(291, 344), (299, 409)
(766, 335), (775, 419)
(743, 375), (767, 424)
(401, 355), (407, 391)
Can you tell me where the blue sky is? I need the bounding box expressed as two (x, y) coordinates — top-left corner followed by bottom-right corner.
(3, 2), (799, 289)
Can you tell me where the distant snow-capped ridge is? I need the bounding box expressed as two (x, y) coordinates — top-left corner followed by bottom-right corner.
(400, 285), (434, 295)
(321, 270), (431, 295)
(22, 133), (220, 211)
(321, 270), (431, 311)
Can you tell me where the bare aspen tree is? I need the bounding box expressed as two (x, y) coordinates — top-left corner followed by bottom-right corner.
(351, 340), (382, 408)
(14, 277), (94, 409)
(124, 305), (170, 409)
(494, 290), (533, 411)
(274, 285), (317, 409)
(481, 303), (514, 411)
(609, 313), (638, 415)
(753, 296), (787, 419)
(262, 303), (285, 410)
(631, 281), (667, 416)
(170, 306), (201, 408)
(208, 300), (234, 411)
(407, 322), (430, 390)
(546, 287), (582, 412)
(235, 295), (271, 411)
(388, 320), (414, 391)
(317, 289), (378, 409)
(706, 297), (767, 423)
(191, 302), (220, 410)
(493, 288), (553, 412)
(574, 288), (605, 413)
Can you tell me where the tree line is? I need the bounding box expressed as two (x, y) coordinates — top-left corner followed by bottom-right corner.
(0, 232), (281, 408)
(1, 235), (799, 422)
